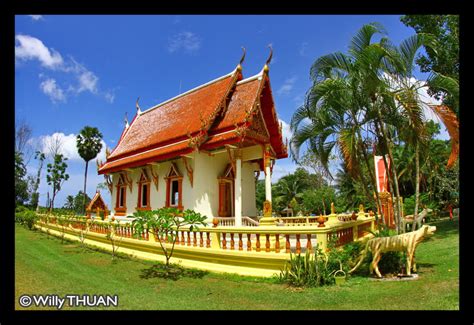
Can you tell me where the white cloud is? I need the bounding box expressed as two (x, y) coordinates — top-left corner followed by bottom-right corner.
(15, 34), (63, 69)
(29, 15), (43, 21)
(168, 31), (201, 54)
(299, 42), (309, 56)
(77, 70), (99, 94)
(36, 132), (107, 162)
(277, 77), (297, 96)
(39, 78), (66, 103)
(104, 91), (115, 104)
(15, 34), (109, 103)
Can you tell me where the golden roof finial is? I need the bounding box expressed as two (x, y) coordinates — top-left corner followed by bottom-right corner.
(136, 97), (142, 114)
(237, 47), (246, 71)
(264, 44), (273, 72)
(124, 112), (129, 128)
(240, 46), (246, 65)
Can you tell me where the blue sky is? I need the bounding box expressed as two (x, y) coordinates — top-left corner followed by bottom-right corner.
(15, 14), (447, 208)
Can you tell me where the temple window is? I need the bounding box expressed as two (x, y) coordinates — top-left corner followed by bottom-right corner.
(137, 169), (151, 211)
(115, 174), (127, 215)
(165, 162), (183, 210)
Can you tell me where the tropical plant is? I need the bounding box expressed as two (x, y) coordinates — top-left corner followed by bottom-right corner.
(291, 22), (459, 233)
(15, 151), (29, 207)
(400, 15), (459, 109)
(105, 221), (124, 260)
(301, 186), (336, 215)
(278, 241), (363, 287)
(15, 207), (38, 230)
(63, 195), (75, 210)
(46, 154), (69, 212)
(272, 168), (312, 212)
(77, 218), (90, 247)
(132, 208), (207, 268)
(76, 126), (103, 215)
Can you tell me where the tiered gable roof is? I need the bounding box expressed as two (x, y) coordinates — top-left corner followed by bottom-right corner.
(86, 191), (108, 212)
(99, 63), (287, 175)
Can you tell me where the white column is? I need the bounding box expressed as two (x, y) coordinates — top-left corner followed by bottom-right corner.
(235, 157), (242, 227)
(265, 163), (272, 202)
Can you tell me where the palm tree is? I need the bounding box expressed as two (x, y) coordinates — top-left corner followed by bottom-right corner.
(291, 23), (458, 233)
(291, 23), (389, 222)
(272, 168), (311, 212)
(64, 195), (75, 210)
(76, 126), (103, 215)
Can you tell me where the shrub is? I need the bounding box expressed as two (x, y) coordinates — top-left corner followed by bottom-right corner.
(362, 225), (405, 275)
(278, 239), (364, 287)
(278, 249), (332, 287)
(15, 208), (38, 230)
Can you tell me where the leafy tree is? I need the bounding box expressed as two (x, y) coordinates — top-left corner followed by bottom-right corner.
(63, 191), (92, 214)
(15, 151), (29, 206)
(30, 151), (46, 210)
(298, 151), (332, 187)
(334, 163), (373, 212)
(400, 15), (459, 108)
(46, 154), (69, 211)
(76, 126), (103, 215)
(301, 186), (337, 215)
(255, 179), (266, 213)
(73, 191), (91, 214)
(132, 208), (207, 268)
(15, 118), (34, 166)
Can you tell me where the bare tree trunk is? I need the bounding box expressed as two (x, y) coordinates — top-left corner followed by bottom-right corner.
(412, 142), (421, 231)
(50, 186), (57, 212)
(32, 156), (45, 210)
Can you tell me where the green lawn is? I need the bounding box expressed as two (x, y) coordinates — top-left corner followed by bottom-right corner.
(15, 218), (459, 310)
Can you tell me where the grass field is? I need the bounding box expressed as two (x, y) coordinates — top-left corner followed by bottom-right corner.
(15, 218), (459, 310)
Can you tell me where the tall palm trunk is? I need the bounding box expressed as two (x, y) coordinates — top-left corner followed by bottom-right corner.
(83, 160), (89, 215)
(375, 111), (403, 233)
(412, 142), (421, 231)
(348, 111), (384, 221)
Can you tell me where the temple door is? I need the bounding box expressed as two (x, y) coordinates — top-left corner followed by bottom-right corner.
(218, 180), (233, 218)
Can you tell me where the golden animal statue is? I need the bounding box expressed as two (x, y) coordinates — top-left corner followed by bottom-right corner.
(349, 225), (437, 278)
(402, 207), (432, 232)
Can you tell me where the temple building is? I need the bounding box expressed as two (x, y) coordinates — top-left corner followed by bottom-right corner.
(98, 52), (288, 225)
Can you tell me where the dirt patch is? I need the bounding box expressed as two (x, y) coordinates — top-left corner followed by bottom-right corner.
(369, 274), (419, 281)
(83, 256), (113, 267)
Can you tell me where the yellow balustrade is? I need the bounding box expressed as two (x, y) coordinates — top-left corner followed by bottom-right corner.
(35, 213), (375, 277)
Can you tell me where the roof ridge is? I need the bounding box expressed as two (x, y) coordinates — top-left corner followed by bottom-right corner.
(140, 67), (239, 116)
(236, 69), (264, 85)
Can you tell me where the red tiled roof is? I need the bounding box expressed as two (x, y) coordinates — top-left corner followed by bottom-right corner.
(99, 65), (287, 175)
(100, 141), (193, 174)
(210, 77), (262, 133)
(107, 72), (238, 161)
